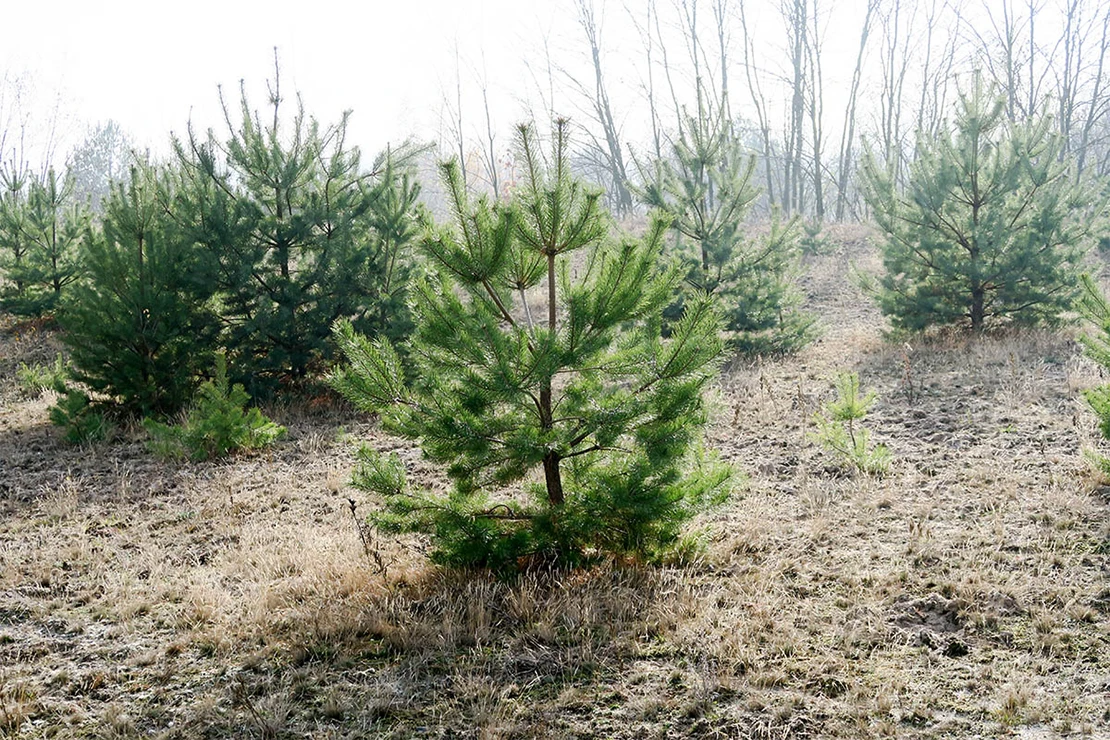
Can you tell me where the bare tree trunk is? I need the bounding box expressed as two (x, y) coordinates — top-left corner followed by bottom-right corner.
(1057, 0), (1084, 158)
(1002, 0), (1019, 120)
(739, 0), (776, 207)
(524, 29), (559, 124)
(628, 0), (664, 159)
(444, 43), (468, 190)
(576, 0), (634, 215)
(680, 0), (704, 111)
(805, 0), (825, 221)
(1078, 4), (1110, 175)
(712, 0), (733, 126)
(468, 57), (501, 199)
(480, 79), (500, 199)
(655, 0), (686, 138)
(783, 0), (808, 214)
(916, 0), (938, 133)
(835, 0), (876, 221)
(925, 0), (964, 139)
(1028, 0), (1038, 116)
(879, 0), (913, 188)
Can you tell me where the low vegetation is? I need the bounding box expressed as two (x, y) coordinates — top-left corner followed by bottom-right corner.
(811, 371), (891, 476)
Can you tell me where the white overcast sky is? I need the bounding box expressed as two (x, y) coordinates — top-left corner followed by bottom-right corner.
(5, 0), (996, 174)
(3, 0), (577, 163)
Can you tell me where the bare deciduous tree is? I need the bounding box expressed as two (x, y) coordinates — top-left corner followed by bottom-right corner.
(805, 0), (826, 221)
(738, 0), (777, 207)
(835, 0), (878, 220)
(568, 0), (635, 215)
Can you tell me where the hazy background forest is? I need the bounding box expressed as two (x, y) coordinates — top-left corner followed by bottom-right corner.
(4, 0), (1110, 220)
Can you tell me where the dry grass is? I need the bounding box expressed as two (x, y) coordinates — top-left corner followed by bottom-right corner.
(1, 226), (1108, 738)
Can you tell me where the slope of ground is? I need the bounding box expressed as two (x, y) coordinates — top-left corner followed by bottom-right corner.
(0, 226), (1107, 738)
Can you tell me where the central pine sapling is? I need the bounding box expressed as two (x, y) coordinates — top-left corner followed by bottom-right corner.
(331, 120), (731, 569)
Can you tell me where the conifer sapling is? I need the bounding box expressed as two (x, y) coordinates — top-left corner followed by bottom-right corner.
(1077, 275), (1110, 476)
(60, 163), (219, 416)
(812, 372), (890, 475)
(634, 105), (814, 355)
(332, 120), (731, 569)
(145, 353), (286, 461)
(864, 76), (1096, 332)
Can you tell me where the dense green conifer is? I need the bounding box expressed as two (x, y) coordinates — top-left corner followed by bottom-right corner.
(864, 78), (1096, 332)
(0, 167), (86, 315)
(176, 62), (423, 394)
(332, 121), (731, 570)
(60, 163), (219, 415)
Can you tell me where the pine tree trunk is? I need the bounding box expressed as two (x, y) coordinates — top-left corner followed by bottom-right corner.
(970, 287), (986, 331)
(542, 252), (564, 506)
(543, 450), (565, 506)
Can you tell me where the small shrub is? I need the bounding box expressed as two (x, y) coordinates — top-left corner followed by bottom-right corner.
(48, 383), (112, 444)
(16, 354), (68, 396)
(144, 355), (286, 461)
(812, 372), (891, 475)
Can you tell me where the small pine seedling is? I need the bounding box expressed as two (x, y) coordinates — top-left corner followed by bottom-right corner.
(48, 381), (113, 444)
(812, 372), (891, 475)
(145, 354), (286, 461)
(16, 353), (68, 396)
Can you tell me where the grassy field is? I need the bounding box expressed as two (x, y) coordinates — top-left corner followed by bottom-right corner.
(1, 226), (1108, 738)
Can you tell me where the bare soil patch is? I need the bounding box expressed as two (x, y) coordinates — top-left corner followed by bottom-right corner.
(1, 225), (1107, 738)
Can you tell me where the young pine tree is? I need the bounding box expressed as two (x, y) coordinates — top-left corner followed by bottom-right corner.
(60, 163), (219, 416)
(12, 169), (86, 315)
(863, 77), (1096, 332)
(635, 106), (814, 355)
(0, 168), (87, 315)
(812, 372), (891, 476)
(176, 61), (423, 395)
(68, 120), (136, 215)
(331, 121), (731, 570)
(144, 353), (286, 461)
(0, 165), (33, 307)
